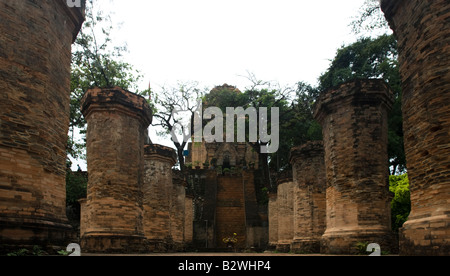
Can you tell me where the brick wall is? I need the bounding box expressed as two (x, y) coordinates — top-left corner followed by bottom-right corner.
(184, 194), (194, 246)
(171, 178), (186, 250)
(215, 175), (247, 249)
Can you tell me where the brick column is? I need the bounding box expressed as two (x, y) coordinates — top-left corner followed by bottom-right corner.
(0, 0), (84, 250)
(381, 0), (450, 256)
(143, 144), (177, 251)
(314, 79), (396, 254)
(290, 141), (326, 253)
(275, 177), (294, 253)
(80, 87), (152, 253)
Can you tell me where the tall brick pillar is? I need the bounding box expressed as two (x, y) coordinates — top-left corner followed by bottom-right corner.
(0, 0), (84, 249)
(314, 79), (396, 254)
(275, 177), (294, 253)
(143, 144), (177, 251)
(381, 0), (450, 256)
(80, 87), (152, 253)
(290, 141), (326, 253)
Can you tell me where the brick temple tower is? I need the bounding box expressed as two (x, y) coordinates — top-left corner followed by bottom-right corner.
(381, 0), (450, 256)
(188, 84), (268, 250)
(0, 0), (85, 250)
(188, 140), (266, 250)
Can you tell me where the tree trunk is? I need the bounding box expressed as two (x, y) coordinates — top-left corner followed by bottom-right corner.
(177, 145), (185, 173)
(259, 152), (271, 189)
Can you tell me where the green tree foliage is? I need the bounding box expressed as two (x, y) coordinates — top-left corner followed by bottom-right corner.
(318, 34), (405, 174)
(269, 82), (322, 174)
(350, 0), (390, 35)
(65, 171), (88, 229)
(318, 35), (400, 91)
(66, 0), (143, 226)
(389, 174), (411, 232)
(68, 0), (143, 161)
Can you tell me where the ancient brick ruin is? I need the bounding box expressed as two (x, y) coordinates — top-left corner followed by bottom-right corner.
(290, 142), (326, 253)
(79, 87), (152, 253)
(381, 0), (450, 256)
(0, 0), (448, 256)
(78, 87), (194, 253)
(187, 140), (267, 250)
(0, 0), (85, 251)
(274, 176), (294, 253)
(143, 144), (178, 251)
(314, 79), (396, 254)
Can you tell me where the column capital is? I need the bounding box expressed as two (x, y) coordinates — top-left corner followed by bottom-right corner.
(144, 144), (178, 167)
(81, 86), (153, 127)
(313, 79), (394, 124)
(290, 141), (324, 165)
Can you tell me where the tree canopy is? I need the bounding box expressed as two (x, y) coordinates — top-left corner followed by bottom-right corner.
(389, 174), (411, 232)
(68, 0), (143, 162)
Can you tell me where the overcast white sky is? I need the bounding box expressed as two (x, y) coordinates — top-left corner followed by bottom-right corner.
(72, 0), (386, 170)
(99, 0), (373, 89)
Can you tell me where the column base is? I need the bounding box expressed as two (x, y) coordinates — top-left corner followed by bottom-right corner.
(0, 215), (74, 254)
(81, 233), (148, 254)
(145, 239), (171, 252)
(321, 227), (398, 255)
(400, 214), (450, 256)
(275, 242), (291, 253)
(291, 238), (321, 254)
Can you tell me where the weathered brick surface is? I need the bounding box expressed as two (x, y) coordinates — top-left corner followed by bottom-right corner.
(290, 141), (326, 253)
(243, 171), (267, 249)
(188, 141), (260, 170)
(80, 87), (152, 253)
(211, 170), (265, 250)
(381, 0), (450, 256)
(143, 144), (177, 251)
(0, 0), (84, 248)
(314, 79), (396, 254)
(268, 192), (278, 249)
(184, 193), (194, 246)
(215, 175), (247, 249)
(178, 174), (193, 249)
(275, 179), (295, 253)
(171, 179), (186, 250)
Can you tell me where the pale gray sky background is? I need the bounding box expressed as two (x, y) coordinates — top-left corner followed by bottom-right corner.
(71, 0), (389, 170)
(101, 0), (380, 89)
